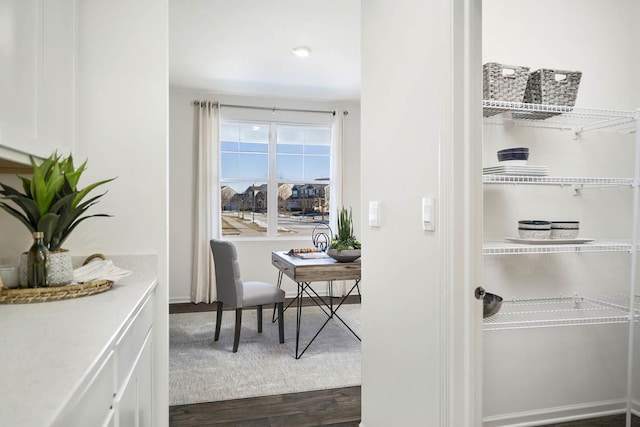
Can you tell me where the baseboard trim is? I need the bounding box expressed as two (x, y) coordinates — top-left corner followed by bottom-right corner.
(170, 296), (191, 304)
(632, 399), (640, 416)
(482, 399), (627, 427)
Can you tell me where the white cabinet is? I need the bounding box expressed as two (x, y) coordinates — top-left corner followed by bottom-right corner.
(115, 293), (154, 427)
(51, 291), (155, 427)
(116, 333), (153, 427)
(0, 0), (75, 163)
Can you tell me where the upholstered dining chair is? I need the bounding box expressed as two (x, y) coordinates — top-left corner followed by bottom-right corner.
(209, 239), (285, 353)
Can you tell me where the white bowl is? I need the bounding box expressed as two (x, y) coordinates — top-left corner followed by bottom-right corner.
(550, 228), (580, 239)
(551, 221), (580, 229)
(518, 220), (552, 230)
(0, 266), (20, 288)
(499, 159), (528, 166)
(518, 228), (551, 239)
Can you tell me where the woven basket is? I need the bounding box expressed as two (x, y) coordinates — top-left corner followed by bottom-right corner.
(0, 279), (113, 304)
(483, 63), (530, 117)
(483, 63), (530, 101)
(523, 69), (582, 106)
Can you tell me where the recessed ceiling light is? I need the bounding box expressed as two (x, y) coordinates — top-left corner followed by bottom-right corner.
(291, 46), (311, 58)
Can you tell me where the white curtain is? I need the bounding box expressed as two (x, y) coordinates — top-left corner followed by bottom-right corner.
(330, 110), (346, 296)
(191, 101), (220, 303)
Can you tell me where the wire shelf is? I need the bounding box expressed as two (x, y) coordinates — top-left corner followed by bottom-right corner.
(483, 240), (632, 255)
(482, 175), (634, 187)
(483, 295), (631, 331)
(483, 100), (637, 133)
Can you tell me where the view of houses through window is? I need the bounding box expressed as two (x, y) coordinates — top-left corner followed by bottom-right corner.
(220, 120), (332, 238)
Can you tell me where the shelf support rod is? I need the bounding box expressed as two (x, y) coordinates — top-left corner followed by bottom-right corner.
(624, 109), (640, 427)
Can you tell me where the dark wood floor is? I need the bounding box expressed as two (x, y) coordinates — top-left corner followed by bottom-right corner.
(169, 300), (639, 427)
(169, 386), (361, 427)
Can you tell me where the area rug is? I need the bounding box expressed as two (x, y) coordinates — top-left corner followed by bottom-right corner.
(169, 304), (361, 405)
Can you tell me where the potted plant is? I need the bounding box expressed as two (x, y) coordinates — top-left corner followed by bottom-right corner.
(327, 207), (361, 262)
(0, 153), (115, 286)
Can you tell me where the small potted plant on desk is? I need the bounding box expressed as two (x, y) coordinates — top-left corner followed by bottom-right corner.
(326, 207), (361, 262)
(0, 153), (115, 287)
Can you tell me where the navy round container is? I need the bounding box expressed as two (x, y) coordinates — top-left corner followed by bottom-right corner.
(497, 147), (529, 162)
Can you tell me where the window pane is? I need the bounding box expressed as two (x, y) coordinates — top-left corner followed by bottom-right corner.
(239, 142), (268, 153)
(276, 124), (331, 183)
(221, 123), (240, 142)
(304, 144), (330, 155)
(221, 153), (238, 179)
(277, 143), (303, 154)
(239, 153), (267, 179)
(221, 141), (238, 152)
(277, 182), (330, 237)
(221, 182), (268, 238)
(304, 156), (330, 180)
(276, 154), (303, 180)
(239, 123), (269, 142)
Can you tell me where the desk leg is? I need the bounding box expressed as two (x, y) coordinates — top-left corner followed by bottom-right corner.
(329, 281), (334, 318)
(272, 270), (284, 323)
(295, 281), (304, 359)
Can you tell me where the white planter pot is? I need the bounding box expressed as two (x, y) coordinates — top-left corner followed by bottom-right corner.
(19, 249), (74, 287)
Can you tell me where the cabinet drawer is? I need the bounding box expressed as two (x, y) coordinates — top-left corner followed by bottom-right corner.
(116, 294), (153, 389)
(53, 350), (115, 427)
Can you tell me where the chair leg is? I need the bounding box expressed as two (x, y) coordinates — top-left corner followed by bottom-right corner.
(257, 305), (263, 333)
(277, 302), (284, 344)
(214, 301), (223, 341)
(233, 308), (242, 353)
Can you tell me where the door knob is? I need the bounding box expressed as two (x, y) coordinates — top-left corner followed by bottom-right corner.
(475, 286), (486, 300)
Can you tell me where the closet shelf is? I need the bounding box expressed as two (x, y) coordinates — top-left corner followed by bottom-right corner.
(483, 240), (632, 255)
(482, 100), (637, 134)
(483, 175), (634, 187)
(483, 295), (632, 331)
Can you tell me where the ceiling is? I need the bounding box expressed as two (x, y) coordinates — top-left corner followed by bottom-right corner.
(169, 0), (361, 101)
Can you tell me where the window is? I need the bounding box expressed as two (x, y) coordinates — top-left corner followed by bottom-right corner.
(219, 120), (333, 238)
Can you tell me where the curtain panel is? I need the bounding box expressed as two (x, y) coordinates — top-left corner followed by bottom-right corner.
(191, 101), (220, 303)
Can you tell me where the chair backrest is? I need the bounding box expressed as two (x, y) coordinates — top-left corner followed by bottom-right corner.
(209, 239), (244, 307)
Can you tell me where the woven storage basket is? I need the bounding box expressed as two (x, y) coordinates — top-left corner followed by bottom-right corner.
(483, 63), (530, 117)
(0, 279), (113, 304)
(523, 68), (582, 106)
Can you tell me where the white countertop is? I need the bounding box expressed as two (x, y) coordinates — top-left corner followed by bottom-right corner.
(0, 255), (158, 427)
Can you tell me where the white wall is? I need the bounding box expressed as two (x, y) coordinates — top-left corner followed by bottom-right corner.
(360, 1), (455, 425)
(483, 0), (638, 423)
(74, 1), (169, 426)
(169, 87), (361, 302)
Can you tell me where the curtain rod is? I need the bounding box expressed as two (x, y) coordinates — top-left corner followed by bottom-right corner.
(192, 100), (336, 116)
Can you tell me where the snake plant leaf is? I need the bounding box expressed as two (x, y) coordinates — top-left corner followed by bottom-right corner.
(1, 194), (40, 225)
(55, 214), (112, 249)
(19, 177), (33, 197)
(0, 202), (36, 232)
(62, 158), (87, 191)
(37, 213), (60, 248)
(72, 178), (115, 208)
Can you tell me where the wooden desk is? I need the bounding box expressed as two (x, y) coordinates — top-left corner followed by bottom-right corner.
(271, 251), (361, 359)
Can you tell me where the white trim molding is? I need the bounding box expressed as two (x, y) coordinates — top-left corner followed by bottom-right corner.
(483, 399), (628, 427)
(438, 0), (483, 425)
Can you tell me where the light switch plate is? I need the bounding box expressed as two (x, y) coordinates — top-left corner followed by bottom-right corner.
(422, 197), (435, 231)
(369, 201), (380, 227)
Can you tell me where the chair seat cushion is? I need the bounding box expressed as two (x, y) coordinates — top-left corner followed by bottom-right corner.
(242, 281), (285, 307)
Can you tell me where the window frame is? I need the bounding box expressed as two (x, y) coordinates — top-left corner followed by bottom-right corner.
(218, 117), (335, 241)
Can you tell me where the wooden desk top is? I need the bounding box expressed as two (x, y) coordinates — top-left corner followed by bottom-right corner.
(271, 251), (361, 283)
